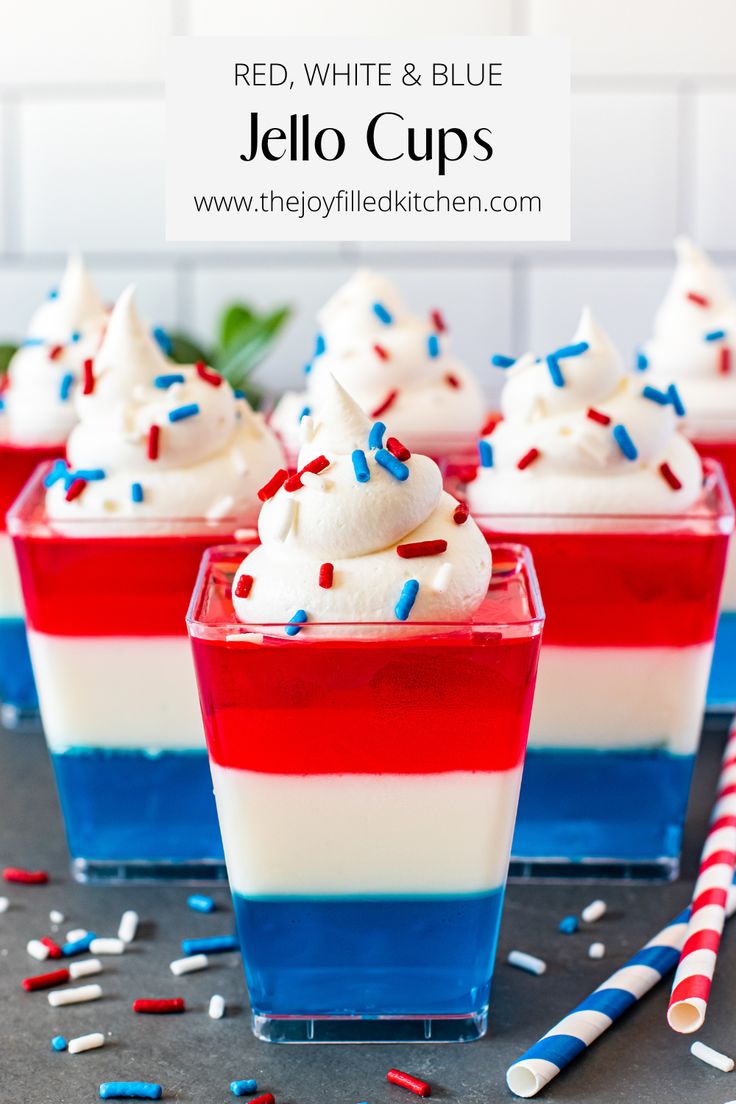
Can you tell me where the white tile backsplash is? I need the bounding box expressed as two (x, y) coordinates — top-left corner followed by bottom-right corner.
(527, 0), (736, 77)
(694, 93), (736, 250)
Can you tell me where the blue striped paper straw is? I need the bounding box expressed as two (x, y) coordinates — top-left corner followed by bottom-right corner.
(506, 876), (736, 1098)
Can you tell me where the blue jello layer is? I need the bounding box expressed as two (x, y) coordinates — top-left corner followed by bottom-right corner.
(51, 747), (223, 863)
(707, 611), (736, 710)
(0, 617), (37, 712)
(232, 889), (504, 1018)
(513, 748), (696, 867)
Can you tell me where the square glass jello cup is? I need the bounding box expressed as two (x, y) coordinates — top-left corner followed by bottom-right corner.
(187, 542), (544, 1044)
(8, 464), (258, 883)
(473, 458), (733, 881)
(0, 441), (65, 726)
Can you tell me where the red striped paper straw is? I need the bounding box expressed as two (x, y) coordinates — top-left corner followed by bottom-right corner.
(667, 722), (736, 1033)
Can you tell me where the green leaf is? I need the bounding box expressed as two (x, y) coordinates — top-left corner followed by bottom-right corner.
(219, 303), (256, 349)
(166, 331), (212, 366)
(214, 305), (291, 389)
(0, 344), (18, 375)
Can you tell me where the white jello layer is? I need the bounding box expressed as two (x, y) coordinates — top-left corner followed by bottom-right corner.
(28, 632), (204, 752)
(530, 643), (712, 754)
(721, 537), (736, 611)
(0, 533), (24, 618)
(211, 764), (522, 897)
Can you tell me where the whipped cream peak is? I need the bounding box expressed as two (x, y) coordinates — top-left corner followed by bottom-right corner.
(653, 237), (732, 339)
(84, 283), (170, 407)
(26, 253), (106, 345)
(299, 373), (374, 462)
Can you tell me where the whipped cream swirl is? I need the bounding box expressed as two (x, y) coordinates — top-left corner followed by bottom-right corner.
(1, 255), (108, 446)
(642, 237), (736, 439)
(271, 270), (485, 454)
(468, 309), (702, 516)
(234, 376), (491, 636)
(46, 285), (284, 524)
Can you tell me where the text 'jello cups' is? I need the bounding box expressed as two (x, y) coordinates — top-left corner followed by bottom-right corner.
(470, 310), (734, 880)
(187, 377), (544, 1043)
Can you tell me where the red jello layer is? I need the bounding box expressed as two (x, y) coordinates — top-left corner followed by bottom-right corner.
(694, 440), (736, 498)
(0, 443), (64, 532)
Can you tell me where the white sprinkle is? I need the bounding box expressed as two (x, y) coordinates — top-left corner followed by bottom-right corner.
(299, 414), (315, 443)
(690, 1041), (734, 1072)
(27, 939), (49, 961)
(48, 983), (102, 1007)
(225, 632), (264, 644)
(0, 897), (8, 913)
(69, 958), (102, 980)
(271, 497), (295, 542)
(232, 449), (250, 476)
(170, 953), (209, 976)
(89, 938), (125, 956)
(507, 950), (547, 976)
(233, 528), (254, 542)
(118, 910), (139, 944)
(49, 909), (65, 925)
(588, 942), (606, 960)
(431, 562), (453, 594)
(581, 899), (607, 924)
(206, 495), (235, 521)
(68, 1032), (105, 1055)
(299, 471), (325, 491)
(208, 994), (225, 1019)
(66, 928), (88, 943)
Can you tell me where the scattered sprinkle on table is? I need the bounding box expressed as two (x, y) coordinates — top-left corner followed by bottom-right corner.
(187, 894), (215, 913)
(170, 953), (209, 976)
(559, 916), (578, 934)
(99, 1084), (163, 1100)
(3, 867), (48, 884)
(68, 1031), (105, 1054)
(133, 998), (185, 1014)
(230, 1080), (258, 1096)
(90, 938), (125, 955)
(588, 942), (606, 960)
(386, 1068), (431, 1096)
(507, 950), (547, 976)
(51, 1035), (67, 1051)
(209, 994), (225, 1019)
(118, 910), (139, 944)
(581, 899), (607, 924)
(48, 982), (102, 1007)
(690, 1041), (734, 1072)
(181, 934), (239, 955)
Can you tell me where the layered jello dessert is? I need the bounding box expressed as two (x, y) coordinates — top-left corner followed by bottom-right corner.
(468, 309), (732, 879)
(9, 284), (284, 881)
(188, 377), (544, 1042)
(271, 270), (486, 464)
(641, 238), (736, 709)
(0, 255), (107, 723)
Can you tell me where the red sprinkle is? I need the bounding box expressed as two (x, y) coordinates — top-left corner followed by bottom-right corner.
(48, 345), (64, 361)
(481, 413), (501, 436)
(373, 343), (390, 361)
(22, 968), (70, 992)
(258, 468), (288, 502)
(719, 347), (731, 375)
(133, 998), (186, 1014)
(319, 562), (334, 589)
(430, 309), (447, 333)
(397, 540), (448, 559)
(457, 465), (478, 484)
(250, 1096), (275, 1104)
(586, 407), (611, 426)
(285, 454), (330, 492)
(387, 437), (411, 461)
(517, 448), (541, 471)
(387, 1069), (431, 1097)
(235, 575), (254, 599)
(445, 373), (461, 389)
(82, 358), (95, 395)
(453, 502), (470, 525)
(659, 461), (683, 490)
(65, 479), (87, 503)
(147, 424), (160, 461)
(371, 389), (399, 418)
(195, 360), (223, 387)
(39, 937), (63, 959)
(3, 868), (48, 885)
(686, 291), (709, 307)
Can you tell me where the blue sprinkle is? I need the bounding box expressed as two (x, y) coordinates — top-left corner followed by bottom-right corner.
(491, 354), (516, 368)
(230, 1082), (258, 1098)
(152, 326), (173, 356)
(641, 385), (669, 405)
(427, 333), (440, 358)
(75, 468), (106, 481)
(552, 341), (589, 359)
(375, 448), (409, 481)
(299, 406), (311, 422)
(99, 1085), (163, 1101)
(59, 372), (74, 401)
(0, 398), (4, 412)
(285, 610), (308, 638)
(352, 450), (370, 483)
(187, 894), (216, 913)
(181, 934), (239, 955)
(70, 330), (81, 343)
(705, 329), (726, 342)
(304, 361), (312, 375)
(478, 440), (494, 468)
(153, 373), (185, 389)
(168, 403), (200, 423)
(612, 424), (638, 461)
(372, 302), (393, 325)
(43, 460), (69, 489)
(368, 421), (385, 450)
(636, 350), (649, 371)
(233, 389), (245, 399)
(21, 337), (44, 347)
(48, 288), (58, 300)
(51, 1035), (67, 1051)
(62, 932), (97, 957)
(314, 333), (326, 357)
(668, 383), (685, 416)
(395, 579), (420, 622)
(131, 482), (144, 504)
(559, 915), (578, 934)
(546, 354), (565, 388)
